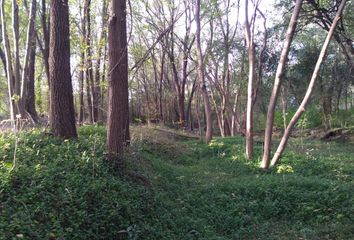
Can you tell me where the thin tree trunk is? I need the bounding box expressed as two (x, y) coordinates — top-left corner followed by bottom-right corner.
(0, 0), (16, 122)
(78, 1), (86, 125)
(79, 52), (85, 125)
(41, 0), (50, 83)
(12, 0), (21, 97)
(261, 0), (303, 169)
(270, 0), (347, 167)
(196, 0), (212, 143)
(84, 0), (95, 124)
(244, 0), (255, 159)
(94, 0), (107, 123)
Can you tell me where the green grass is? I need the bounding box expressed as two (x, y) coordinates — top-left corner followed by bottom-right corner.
(0, 125), (353, 239)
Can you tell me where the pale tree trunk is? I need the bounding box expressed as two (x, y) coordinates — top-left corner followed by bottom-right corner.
(78, 2), (86, 125)
(106, 0), (130, 165)
(0, 0), (16, 122)
(270, 0), (347, 167)
(94, 0), (107, 123)
(196, 0), (212, 143)
(12, 0), (20, 96)
(244, 0), (255, 159)
(261, 0), (303, 169)
(79, 43), (85, 125)
(84, 0), (95, 124)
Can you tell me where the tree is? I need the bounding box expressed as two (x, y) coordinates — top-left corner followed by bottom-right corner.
(244, 0), (256, 159)
(196, 0), (213, 143)
(49, 0), (77, 138)
(22, 0), (38, 122)
(0, 0), (16, 123)
(261, 0), (303, 169)
(106, 0), (130, 164)
(270, 0), (347, 167)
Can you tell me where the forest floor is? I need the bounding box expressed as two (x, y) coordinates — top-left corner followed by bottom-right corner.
(0, 125), (353, 239)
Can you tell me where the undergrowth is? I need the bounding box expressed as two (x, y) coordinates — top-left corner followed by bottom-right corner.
(0, 125), (353, 239)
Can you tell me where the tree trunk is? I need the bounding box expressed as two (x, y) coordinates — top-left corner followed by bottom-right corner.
(94, 0), (107, 123)
(244, 0), (255, 159)
(1, 0), (16, 123)
(196, 0), (212, 143)
(12, 0), (21, 99)
(41, 0), (50, 83)
(21, 0), (38, 120)
(78, 51), (85, 125)
(49, 0), (77, 139)
(270, 0), (347, 167)
(106, 0), (130, 164)
(85, 0), (97, 123)
(261, 0), (303, 169)
(25, 37), (38, 122)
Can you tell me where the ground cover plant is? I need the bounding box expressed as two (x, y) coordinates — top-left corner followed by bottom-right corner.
(0, 125), (353, 239)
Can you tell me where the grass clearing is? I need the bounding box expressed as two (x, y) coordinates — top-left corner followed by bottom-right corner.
(0, 125), (353, 239)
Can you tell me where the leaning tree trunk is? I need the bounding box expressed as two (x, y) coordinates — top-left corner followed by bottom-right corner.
(261, 0), (303, 169)
(49, 0), (77, 139)
(106, 0), (130, 164)
(195, 0), (212, 143)
(270, 0), (347, 167)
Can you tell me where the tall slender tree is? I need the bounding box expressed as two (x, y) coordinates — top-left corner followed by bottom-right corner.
(49, 0), (77, 138)
(244, 0), (256, 159)
(106, 0), (130, 164)
(196, 0), (213, 143)
(261, 0), (303, 169)
(270, 0), (347, 167)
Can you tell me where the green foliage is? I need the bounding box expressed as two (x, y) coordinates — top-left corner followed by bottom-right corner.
(331, 109), (354, 128)
(274, 107), (322, 130)
(0, 126), (353, 239)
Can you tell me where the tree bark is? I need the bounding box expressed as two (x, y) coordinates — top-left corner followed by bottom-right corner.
(1, 0), (16, 122)
(25, 37), (38, 122)
(270, 0), (347, 167)
(106, 0), (130, 164)
(244, 0), (255, 159)
(49, 0), (77, 139)
(21, 0), (38, 120)
(94, 0), (107, 123)
(12, 0), (21, 101)
(261, 0), (303, 169)
(196, 0), (212, 143)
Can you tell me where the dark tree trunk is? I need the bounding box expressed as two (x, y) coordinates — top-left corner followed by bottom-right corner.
(49, 0), (77, 138)
(25, 38), (38, 122)
(106, 0), (129, 164)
